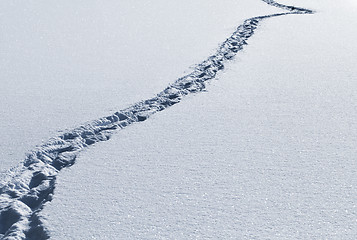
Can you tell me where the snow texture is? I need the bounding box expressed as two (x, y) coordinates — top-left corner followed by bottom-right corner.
(0, 1), (313, 239)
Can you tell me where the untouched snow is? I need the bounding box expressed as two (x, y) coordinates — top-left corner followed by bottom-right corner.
(40, 0), (357, 239)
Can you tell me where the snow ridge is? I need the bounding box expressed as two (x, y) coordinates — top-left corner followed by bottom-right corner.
(0, 1), (313, 239)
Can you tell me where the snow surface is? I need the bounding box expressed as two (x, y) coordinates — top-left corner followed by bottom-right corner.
(1, 0), (285, 238)
(40, 0), (357, 239)
(1, 0), (357, 239)
(0, 0), (280, 173)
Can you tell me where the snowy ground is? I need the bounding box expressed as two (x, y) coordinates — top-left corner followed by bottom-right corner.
(1, 0), (279, 172)
(1, 0), (357, 239)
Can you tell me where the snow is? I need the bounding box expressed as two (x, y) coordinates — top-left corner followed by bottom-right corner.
(0, 0), (279, 173)
(1, 0), (357, 239)
(42, 0), (357, 239)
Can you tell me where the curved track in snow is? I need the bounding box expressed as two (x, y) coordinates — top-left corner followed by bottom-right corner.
(0, 1), (313, 239)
